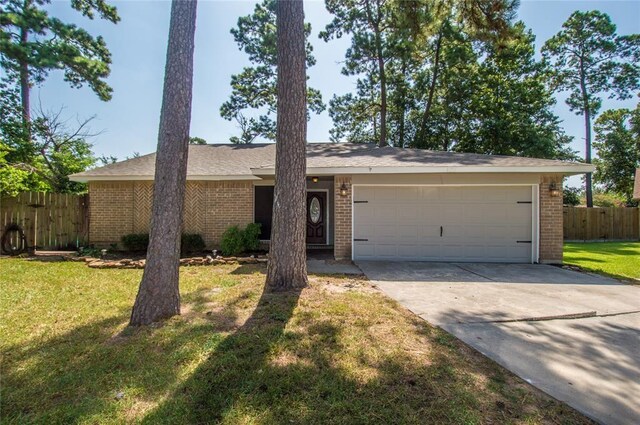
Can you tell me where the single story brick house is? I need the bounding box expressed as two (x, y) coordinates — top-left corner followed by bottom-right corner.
(70, 143), (593, 264)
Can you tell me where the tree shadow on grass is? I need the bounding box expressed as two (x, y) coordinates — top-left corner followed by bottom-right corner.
(0, 282), (265, 423)
(2, 274), (592, 424)
(140, 288), (588, 425)
(228, 263), (268, 275)
(1, 313), (212, 423)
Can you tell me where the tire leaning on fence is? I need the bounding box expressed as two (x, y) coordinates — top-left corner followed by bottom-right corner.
(1, 223), (27, 255)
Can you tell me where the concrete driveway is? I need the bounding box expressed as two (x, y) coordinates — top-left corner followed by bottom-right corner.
(358, 261), (640, 425)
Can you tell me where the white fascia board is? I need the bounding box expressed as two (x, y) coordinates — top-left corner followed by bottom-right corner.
(250, 164), (595, 176)
(68, 174), (262, 183)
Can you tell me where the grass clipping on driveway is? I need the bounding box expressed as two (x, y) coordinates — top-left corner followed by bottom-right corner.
(1, 259), (591, 424)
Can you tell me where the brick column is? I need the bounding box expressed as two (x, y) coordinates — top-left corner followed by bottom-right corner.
(334, 175), (352, 260)
(539, 175), (563, 264)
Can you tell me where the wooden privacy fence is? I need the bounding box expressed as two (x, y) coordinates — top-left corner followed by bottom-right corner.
(564, 206), (639, 241)
(1, 192), (89, 251)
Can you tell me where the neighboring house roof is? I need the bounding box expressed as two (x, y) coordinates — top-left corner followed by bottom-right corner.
(70, 143), (595, 182)
(634, 168), (640, 200)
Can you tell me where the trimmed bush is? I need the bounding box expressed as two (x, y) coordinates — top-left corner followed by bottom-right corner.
(121, 233), (206, 254)
(181, 233), (206, 254)
(220, 226), (244, 256)
(220, 223), (262, 256)
(121, 233), (149, 252)
(243, 223), (262, 252)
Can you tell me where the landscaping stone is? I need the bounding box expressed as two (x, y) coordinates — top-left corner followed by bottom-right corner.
(81, 255), (267, 269)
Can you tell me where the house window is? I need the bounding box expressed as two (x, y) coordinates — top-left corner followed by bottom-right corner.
(254, 186), (274, 240)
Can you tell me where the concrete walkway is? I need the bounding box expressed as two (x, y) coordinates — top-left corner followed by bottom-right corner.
(307, 259), (362, 275)
(358, 261), (640, 425)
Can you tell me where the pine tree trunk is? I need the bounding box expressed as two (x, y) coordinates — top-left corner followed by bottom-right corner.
(19, 23), (31, 141)
(415, 29), (443, 148)
(129, 0), (197, 326)
(265, 0), (308, 292)
(584, 111), (593, 208)
(579, 63), (593, 208)
(377, 52), (387, 148)
(372, 0), (386, 148)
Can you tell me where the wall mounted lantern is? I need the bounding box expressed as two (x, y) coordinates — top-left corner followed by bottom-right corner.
(339, 183), (349, 197)
(311, 176), (319, 183)
(549, 182), (560, 197)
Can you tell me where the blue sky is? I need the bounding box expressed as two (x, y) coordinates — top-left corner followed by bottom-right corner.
(37, 0), (640, 166)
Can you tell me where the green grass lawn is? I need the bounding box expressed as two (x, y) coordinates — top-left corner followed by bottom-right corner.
(1, 259), (590, 424)
(564, 242), (640, 281)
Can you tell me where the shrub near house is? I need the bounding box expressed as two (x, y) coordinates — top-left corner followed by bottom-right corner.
(221, 223), (261, 256)
(120, 233), (205, 254)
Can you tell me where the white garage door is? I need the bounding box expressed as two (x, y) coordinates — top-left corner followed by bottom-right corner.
(353, 186), (534, 263)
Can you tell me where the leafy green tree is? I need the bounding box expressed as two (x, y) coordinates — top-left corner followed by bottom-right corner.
(325, 10), (573, 160)
(583, 189), (628, 208)
(593, 106), (640, 206)
(97, 154), (117, 165)
(30, 107), (97, 192)
(455, 23), (575, 159)
(321, 0), (519, 147)
(0, 141), (32, 195)
(188, 136), (207, 144)
(321, 0), (394, 147)
(1, 77), (97, 193)
(1, 77), (47, 193)
(542, 10), (640, 207)
(408, 22), (479, 150)
(329, 77), (381, 143)
(562, 186), (581, 206)
(0, 0), (119, 135)
(221, 0), (324, 144)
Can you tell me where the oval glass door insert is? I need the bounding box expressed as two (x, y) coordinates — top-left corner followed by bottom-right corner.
(309, 197), (321, 223)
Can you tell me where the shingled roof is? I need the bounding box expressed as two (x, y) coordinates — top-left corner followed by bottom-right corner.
(70, 143), (594, 182)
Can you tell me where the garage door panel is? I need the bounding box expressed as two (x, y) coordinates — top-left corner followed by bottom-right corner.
(354, 204), (374, 222)
(353, 186), (534, 263)
(374, 224), (397, 238)
(397, 244), (424, 257)
(354, 243), (375, 259)
(397, 225), (421, 240)
(418, 225), (441, 238)
(373, 187), (399, 201)
(356, 186), (376, 201)
(398, 187), (421, 200)
(419, 207), (441, 222)
(398, 206), (421, 222)
(440, 187), (464, 201)
(374, 206), (396, 220)
(373, 244), (399, 258)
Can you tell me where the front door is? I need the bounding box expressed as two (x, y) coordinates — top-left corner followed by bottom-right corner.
(307, 192), (327, 244)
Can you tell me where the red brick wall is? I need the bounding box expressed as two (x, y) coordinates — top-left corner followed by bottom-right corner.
(334, 175), (352, 260)
(539, 174), (564, 264)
